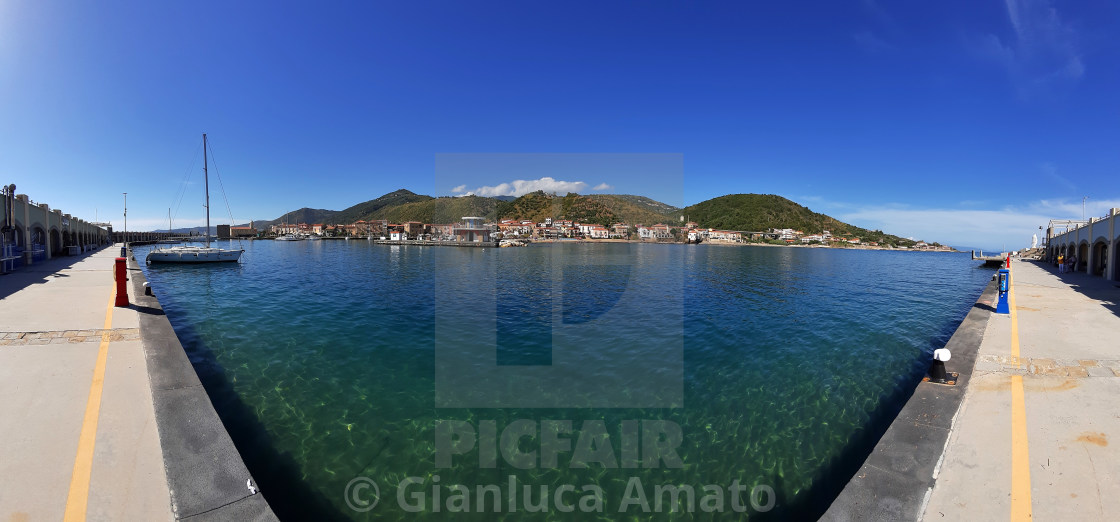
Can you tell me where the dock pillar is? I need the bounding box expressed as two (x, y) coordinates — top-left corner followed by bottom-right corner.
(924, 348), (957, 385)
(114, 257), (130, 307)
(930, 349), (952, 383)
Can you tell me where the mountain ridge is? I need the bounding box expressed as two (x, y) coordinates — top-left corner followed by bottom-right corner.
(235, 189), (936, 245)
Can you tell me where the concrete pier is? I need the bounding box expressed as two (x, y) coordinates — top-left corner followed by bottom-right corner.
(922, 260), (1120, 520)
(823, 276), (997, 520)
(0, 246), (171, 520)
(0, 245), (276, 520)
(825, 258), (1120, 520)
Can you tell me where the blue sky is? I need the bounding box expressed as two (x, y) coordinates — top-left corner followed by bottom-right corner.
(1, 1), (1116, 249)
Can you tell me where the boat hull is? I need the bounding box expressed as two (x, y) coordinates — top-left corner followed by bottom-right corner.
(146, 247), (243, 263)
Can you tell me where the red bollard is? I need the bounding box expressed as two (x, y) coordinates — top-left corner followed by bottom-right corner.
(114, 257), (130, 307)
(1006, 255), (1011, 268)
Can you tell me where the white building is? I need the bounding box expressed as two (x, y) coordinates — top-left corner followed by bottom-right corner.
(1047, 208), (1119, 280)
(452, 216), (492, 242)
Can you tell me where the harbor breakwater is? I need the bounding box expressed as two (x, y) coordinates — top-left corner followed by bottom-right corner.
(126, 252), (278, 520)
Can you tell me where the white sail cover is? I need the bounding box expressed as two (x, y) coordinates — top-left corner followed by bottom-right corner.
(146, 246), (242, 263)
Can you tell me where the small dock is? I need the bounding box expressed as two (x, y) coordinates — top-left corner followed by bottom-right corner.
(972, 249), (1007, 267)
(367, 239), (497, 248)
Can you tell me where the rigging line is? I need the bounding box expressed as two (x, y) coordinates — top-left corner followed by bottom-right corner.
(205, 139), (244, 250)
(171, 136), (203, 231)
(172, 137), (202, 216)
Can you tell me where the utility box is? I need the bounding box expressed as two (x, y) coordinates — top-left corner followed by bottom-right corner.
(996, 268), (1011, 314)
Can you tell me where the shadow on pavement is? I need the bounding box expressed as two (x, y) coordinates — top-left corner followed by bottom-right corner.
(0, 245), (112, 301)
(1027, 260), (1120, 319)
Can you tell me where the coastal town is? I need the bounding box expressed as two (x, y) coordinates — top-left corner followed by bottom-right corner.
(217, 218), (955, 250)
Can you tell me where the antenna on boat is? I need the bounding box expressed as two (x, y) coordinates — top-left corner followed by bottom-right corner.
(203, 133), (210, 248)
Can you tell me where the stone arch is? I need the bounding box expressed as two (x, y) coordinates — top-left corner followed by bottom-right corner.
(30, 225), (47, 247)
(1077, 241), (1089, 272)
(1091, 240), (1108, 277)
(49, 227), (62, 256)
(10, 223), (24, 247)
(1114, 240), (1120, 282)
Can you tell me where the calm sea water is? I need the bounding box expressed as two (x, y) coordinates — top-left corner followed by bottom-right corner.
(134, 240), (991, 520)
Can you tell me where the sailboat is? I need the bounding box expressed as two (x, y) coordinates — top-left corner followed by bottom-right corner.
(146, 134), (244, 263)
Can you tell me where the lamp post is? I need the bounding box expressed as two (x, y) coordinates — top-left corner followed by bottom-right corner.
(122, 192), (127, 257)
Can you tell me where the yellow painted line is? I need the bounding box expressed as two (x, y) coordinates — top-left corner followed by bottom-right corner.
(63, 285), (116, 521)
(1011, 375), (1032, 520)
(1009, 268), (1020, 368)
(1008, 265), (1033, 520)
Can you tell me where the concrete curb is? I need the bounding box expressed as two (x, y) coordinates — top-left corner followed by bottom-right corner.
(126, 253), (278, 521)
(821, 278), (998, 521)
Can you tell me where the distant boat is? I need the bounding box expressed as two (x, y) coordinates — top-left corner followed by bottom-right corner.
(146, 134), (244, 264)
(157, 209), (180, 243)
(274, 211), (306, 241)
(307, 234), (321, 241)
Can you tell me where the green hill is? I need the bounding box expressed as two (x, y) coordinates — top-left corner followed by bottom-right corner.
(495, 192), (677, 227)
(251, 207), (339, 229)
(331, 189), (434, 223)
(253, 191), (500, 228)
(682, 194), (918, 246)
(366, 195), (499, 224)
(254, 189), (434, 228)
(599, 194), (680, 216)
(248, 190), (927, 246)
(585, 195), (679, 225)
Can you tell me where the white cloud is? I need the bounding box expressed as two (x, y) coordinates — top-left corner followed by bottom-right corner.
(974, 0), (1083, 96)
(592, 183), (613, 191)
(837, 206), (1049, 249)
(455, 177), (589, 198)
(1029, 197), (1120, 220)
(451, 185), (467, 193)
(1038, 162), (1076, 192)
(835, 197), (1120, 249)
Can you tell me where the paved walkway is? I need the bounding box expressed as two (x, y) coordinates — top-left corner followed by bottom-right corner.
(0, 245), (172, 521)
(923, 260), (1120, 520)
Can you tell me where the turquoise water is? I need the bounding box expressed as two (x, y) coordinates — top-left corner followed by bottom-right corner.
(134, 240), (991, 520)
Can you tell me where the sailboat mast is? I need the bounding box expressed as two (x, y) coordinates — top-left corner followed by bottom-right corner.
(203, 133), (210, 247)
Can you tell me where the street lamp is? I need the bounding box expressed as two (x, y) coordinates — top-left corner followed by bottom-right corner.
(122, 192), (127, 257)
